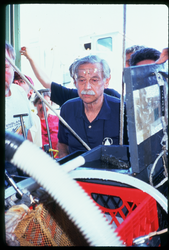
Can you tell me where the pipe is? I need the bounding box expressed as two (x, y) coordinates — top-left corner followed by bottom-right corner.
(5, 169), (23, 199)
(119, 4), (126, 145)
(6, 54), (91, 151)
(69, 169), (168, 213)
(13, 113), (28, 139)
(39, 89), (54, 158)
(5, 131), (122, 246)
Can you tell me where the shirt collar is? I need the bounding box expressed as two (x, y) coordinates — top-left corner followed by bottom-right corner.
(76, 94), (111, 120)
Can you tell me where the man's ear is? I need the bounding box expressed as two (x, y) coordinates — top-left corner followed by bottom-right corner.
(73, 79), (78, 88)
(104, 76), (111, 89)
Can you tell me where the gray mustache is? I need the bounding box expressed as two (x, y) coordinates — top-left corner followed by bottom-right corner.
(81, 90), (95, 95)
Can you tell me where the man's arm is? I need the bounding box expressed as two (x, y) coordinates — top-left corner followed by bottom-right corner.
(58, 142), (69, 158)
(155, 48), (168, 64)
(20, 46), (52, 90)
(51, 83), (79, 106)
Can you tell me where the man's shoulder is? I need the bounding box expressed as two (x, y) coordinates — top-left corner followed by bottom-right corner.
(62, 97), (81, 107)
(60, 97), (82, 116)
(104, 93), (121, 104)
(10, 84), (31, 111)
(11, 83), (23, 91)
(104, 88), (120, 98)
(11, 83), (27, 97)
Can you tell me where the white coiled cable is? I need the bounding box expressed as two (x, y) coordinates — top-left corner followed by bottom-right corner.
(10, 140), (123, 246)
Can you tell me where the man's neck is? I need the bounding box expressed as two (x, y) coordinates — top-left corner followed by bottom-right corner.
(84, 95), (104, 123)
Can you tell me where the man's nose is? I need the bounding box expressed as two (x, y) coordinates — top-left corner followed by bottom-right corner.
(84, 79), (92, 89)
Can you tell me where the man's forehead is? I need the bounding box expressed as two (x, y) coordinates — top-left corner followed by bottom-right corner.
(77, 63), (103, 76)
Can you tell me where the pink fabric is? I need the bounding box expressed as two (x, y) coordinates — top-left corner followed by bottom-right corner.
(41, 114), (59, 157)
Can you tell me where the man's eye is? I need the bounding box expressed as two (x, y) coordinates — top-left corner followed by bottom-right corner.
(91, 78), (99, 84)
(78, 78), (86, 83)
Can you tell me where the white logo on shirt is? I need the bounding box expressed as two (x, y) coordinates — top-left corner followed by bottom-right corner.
(102, 137), (113, 145)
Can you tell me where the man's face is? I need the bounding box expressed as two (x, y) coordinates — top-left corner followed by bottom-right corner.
(74, 63), (110, 105)
(5, 50), (14, 96)
(35, 95), (51, 119)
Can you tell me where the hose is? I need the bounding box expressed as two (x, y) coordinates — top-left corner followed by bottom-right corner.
(69, 169), (168, 213)
(61, 156), (85, 173)
(5, 131), (123, 246)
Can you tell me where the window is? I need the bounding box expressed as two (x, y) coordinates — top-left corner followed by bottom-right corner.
(96, 37), (112, 51)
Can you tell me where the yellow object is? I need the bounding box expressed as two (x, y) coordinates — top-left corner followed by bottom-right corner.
(48, 148), (59, 158)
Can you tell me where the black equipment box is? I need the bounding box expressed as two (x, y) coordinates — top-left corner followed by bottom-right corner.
(124, 61), (168, 174)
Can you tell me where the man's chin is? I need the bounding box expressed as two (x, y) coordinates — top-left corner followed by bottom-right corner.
(81, 94), (95, 101)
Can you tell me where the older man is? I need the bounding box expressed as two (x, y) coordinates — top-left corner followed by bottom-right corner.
(58, 55), (128, 158)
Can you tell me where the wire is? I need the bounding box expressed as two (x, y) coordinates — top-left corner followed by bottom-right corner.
(149, 151), (165, 186)
(133, 228), (168, 245)
(149, 72), (168, 188)
(154, 177), (168, 189)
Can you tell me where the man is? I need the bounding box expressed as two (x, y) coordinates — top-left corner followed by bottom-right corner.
(13, 72), (42, 147)
(130, 47), (161, 66)
(33, 91), (59, 157)
(57, 55), (128, 158)
(5, 42), (33, 141)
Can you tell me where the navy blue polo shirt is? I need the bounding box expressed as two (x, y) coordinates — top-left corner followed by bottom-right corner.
(58, 94), (127, 153)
